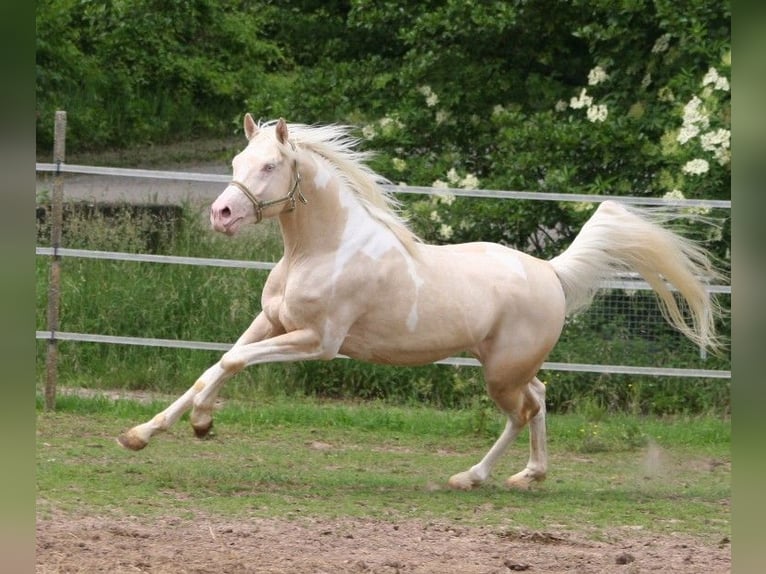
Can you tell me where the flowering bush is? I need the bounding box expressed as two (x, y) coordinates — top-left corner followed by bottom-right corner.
(347, 0), (731, 262)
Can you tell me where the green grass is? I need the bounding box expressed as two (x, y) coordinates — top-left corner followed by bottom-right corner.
(37, 393), (730, 541)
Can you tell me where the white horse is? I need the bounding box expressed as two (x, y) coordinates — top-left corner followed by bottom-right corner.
(119, 115), (721, 490)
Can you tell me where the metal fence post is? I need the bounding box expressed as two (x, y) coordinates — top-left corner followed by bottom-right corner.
(44, 111), (67, 411)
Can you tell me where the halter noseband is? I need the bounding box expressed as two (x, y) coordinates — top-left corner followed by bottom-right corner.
(228, 142), (307, 224)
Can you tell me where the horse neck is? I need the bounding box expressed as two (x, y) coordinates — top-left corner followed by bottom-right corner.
(277, 151), (402, 262)
(276, 153), (347, 258)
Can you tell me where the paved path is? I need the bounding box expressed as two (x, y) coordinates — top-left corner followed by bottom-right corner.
(35, 162), (230, 207)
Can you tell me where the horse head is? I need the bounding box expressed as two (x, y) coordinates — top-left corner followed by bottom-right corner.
(210, 114), (304, 234)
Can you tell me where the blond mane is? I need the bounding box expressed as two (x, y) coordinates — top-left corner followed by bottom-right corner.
(269, 121), (422, 256)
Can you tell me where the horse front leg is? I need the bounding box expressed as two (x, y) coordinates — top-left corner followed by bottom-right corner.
(189, 313), (283, 438)
(117, 312), (280, 451)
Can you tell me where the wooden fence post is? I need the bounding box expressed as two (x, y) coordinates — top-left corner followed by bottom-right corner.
(44, 111), (67, 411)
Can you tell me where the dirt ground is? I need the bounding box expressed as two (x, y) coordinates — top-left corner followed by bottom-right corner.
(36, 508), (730, 574)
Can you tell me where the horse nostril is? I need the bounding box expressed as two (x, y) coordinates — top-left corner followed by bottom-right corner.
(221, 207), (231, 218)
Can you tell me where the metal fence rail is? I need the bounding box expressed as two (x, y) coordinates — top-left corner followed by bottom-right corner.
(36, 162), (732, 209)
(35, 116), (731, 408)
(34, 330), (730, 379)
(34, 226), (731, 380)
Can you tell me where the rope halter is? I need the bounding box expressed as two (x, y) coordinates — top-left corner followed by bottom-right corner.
(228, 141), (307, 223)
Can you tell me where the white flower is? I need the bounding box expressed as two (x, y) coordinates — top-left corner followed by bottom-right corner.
(715, 76), (730, 92)
(586, 104), (608, 123)
(431, 179), (449, 189)
(570, 88), (593, 110)
(641, 73), (652, 89)
(702, 67), (730, 92)
(714, 147), (731, 166)
(460, 173), (479, 189)
(677, 124), (700, 145)
(418, 84), (439, 107)
(378, 116), (403, 134)
(392, 158), (407, 172)
(430, 210), (442, 222)
(435, 191), (456, 206)
(446, 168), (460, 185)
(588, 68), (608, 87)
(362, 124), (377, 140)
(588, 66), (609, 86)
(702, 67), (720, 87)
(663, 189), (685, 201)
(417, 85), (433, 97)
(492, 104), (505, 116)
(651, 33), (671, 53)
(682, 158), (710, 175)
(682, 96), (710, 130)
(554, 100), (568, 112)
(700, 128), (731, 152)
(439, 224), (454, 240)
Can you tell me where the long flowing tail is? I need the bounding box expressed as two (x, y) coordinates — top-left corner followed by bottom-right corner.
(549, 200), (723, 352)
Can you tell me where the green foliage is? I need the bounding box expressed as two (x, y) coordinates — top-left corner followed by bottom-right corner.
(36, 0), (286, 150)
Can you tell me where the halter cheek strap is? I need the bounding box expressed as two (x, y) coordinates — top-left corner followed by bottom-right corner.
(229, 144), (307, 224)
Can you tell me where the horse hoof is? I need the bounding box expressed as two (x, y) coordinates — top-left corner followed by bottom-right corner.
(116, 431), (148, 451)
(192, 421), (213, 439)
(505, 471), (546, 490)
(447, 471), (481, 491)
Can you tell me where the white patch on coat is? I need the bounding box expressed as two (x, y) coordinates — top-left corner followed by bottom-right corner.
(332, 187), (423, 331)
(322, 318), (344, 355)
(407, 305), (419, 331)
(313, 162), (332, 190)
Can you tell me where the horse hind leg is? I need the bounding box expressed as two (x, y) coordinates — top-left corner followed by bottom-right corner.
(447, 417), (522, 490)
(505, 377), (548, 490)
(447, 375), (547, 491)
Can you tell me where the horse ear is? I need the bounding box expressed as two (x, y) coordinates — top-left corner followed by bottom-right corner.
(244, 113), (258, 140)
(276, 118), (289, 144)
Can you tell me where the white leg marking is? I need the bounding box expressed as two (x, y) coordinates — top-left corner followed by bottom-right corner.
(119, 312), (279, 450)
(447, 418), (522, 490)
(507, 378), (548, 489)
(117, 384), (200, 450)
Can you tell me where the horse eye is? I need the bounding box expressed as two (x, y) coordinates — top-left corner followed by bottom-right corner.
(263, 162), (276, 173)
